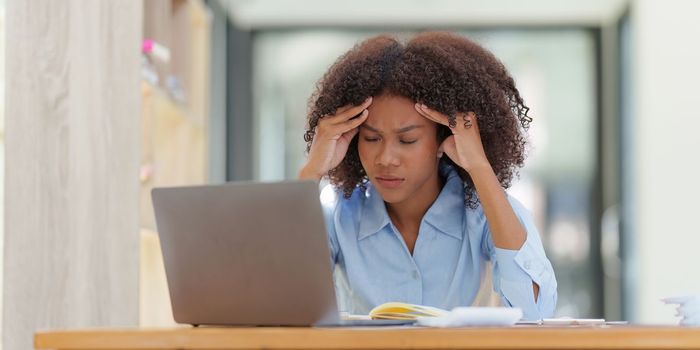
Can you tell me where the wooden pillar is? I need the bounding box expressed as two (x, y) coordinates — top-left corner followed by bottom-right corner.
(3, 1), (142, 349)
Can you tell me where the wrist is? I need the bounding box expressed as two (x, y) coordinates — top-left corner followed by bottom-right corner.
(467, 163), (505, 196)
(465, 162), (494, 178)
(298, 164), (323, 181)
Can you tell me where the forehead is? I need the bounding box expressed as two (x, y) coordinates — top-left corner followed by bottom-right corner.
(365, 94), (433, 130)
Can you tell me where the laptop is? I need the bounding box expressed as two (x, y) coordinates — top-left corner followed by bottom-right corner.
(152, 180), (414, 327)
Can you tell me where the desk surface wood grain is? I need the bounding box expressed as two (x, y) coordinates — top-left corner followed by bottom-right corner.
(35, 326), (700, 350)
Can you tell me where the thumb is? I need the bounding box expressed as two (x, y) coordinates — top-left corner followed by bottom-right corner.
(439, 135), (457, 160)
(340, 127), (359, 143)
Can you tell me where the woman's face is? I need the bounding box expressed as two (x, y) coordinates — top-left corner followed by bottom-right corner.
(358, 93), (441, 205)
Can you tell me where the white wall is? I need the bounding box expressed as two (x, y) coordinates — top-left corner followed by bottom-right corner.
(632, 0), (700, 324)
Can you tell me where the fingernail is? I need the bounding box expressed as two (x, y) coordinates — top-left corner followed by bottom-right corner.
(437, 152), (443, 158)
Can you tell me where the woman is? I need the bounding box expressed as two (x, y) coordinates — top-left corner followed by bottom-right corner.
(298, 32), (557, 320)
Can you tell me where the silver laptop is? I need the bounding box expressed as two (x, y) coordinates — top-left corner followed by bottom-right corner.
(152, 180), (414, 327)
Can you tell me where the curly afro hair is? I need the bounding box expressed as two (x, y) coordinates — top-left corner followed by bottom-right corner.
(304, 31), (532, 208)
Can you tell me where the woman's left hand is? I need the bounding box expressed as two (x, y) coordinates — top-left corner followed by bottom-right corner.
(415, 103), (490, 174)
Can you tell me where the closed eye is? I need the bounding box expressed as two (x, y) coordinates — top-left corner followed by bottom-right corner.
(363, 137), (380, 142)
(400, 140), (417, 144)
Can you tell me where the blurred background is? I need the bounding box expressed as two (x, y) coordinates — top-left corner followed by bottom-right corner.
(2, 0), (700, 348)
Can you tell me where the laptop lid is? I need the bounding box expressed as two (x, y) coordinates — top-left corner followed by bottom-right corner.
(152, 180), (340, 326)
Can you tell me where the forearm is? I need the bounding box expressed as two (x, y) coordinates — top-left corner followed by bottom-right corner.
(469, 165), (526, 250)
(470, 165), (540, 301)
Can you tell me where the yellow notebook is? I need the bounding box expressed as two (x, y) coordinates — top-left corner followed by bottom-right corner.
(369, 302), (449, 320)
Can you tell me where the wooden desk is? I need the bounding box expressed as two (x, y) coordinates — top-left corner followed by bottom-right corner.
(35, 326), (700, 350)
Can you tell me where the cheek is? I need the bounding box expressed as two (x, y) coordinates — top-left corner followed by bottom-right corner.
(413, 140), (440, 159)
(404, 142), (440, 169)
(357, 142), (371, 168)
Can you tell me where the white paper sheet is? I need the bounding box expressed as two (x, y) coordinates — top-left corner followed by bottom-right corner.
(416, 307), (523, 327)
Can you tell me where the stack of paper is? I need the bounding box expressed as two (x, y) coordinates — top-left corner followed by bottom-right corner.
(416, 307), (523, 327)
(368, 302), (523, 327)
(369, 302), (449, 320)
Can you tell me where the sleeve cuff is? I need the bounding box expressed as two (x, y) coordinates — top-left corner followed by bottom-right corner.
(493, 239), (557, 320)
(494, 238), (549, 285)
(493, 247), (533, 283)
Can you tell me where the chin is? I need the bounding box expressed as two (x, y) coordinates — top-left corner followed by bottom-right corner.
(371, 183), (410, 204)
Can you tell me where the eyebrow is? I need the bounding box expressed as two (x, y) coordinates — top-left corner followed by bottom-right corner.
(361, 124), (424, 134)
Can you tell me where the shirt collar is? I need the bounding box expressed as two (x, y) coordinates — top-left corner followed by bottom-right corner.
(358, 184), (391, 240)
(422, 166), (465, 240)
(357, 165), (465, 241)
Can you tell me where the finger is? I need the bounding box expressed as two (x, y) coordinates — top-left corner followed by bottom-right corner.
(333, 97), (373, 121)
(335, 109), (369, 133)
(414, 103), (441, 124)
(458, 112), (481, 131)
(466, 112), (479, 131)
(335, 98), (368, 114)
(415, 103), (450, 127)
(340, 126), (360, 143)
(414, 103), (440, 123)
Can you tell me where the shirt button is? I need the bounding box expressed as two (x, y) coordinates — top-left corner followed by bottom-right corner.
(524, 261), (532, 270)
(411, 270), (420, 279)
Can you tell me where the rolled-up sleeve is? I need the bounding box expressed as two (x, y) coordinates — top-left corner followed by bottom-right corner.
(483, 195), (558, 320)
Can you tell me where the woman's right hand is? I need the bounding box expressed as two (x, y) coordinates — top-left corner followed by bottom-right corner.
(299, 96), (372, 180)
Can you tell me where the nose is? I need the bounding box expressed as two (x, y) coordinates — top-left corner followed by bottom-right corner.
(375, 143), (400, 167)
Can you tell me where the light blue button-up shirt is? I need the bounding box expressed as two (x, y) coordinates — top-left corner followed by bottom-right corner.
(320, 165), (557, 320)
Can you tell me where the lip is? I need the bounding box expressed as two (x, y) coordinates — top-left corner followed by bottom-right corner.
(375, 176), (405, 189)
